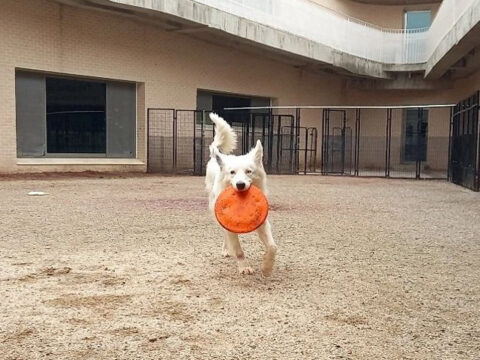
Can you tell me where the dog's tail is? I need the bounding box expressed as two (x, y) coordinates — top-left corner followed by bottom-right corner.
(209, 113), (237, 154)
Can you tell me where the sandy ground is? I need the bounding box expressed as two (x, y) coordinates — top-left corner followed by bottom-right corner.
(0, 174), (479, 360)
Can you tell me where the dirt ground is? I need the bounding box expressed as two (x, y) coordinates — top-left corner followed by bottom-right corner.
(0, 175), (479, 359)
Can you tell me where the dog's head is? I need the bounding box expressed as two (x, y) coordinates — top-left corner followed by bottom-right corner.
(212, 140), (264, 192)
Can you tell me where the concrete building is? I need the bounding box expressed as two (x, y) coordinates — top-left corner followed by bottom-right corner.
(0, 0), (479, 175)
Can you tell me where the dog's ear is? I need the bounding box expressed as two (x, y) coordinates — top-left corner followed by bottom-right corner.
(251, 140), (263, 165)
(210, 145), (224, 169)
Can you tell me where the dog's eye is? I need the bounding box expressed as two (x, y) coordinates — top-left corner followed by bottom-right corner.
(246, 169), (252, 174)
(230, 170), (236, 175)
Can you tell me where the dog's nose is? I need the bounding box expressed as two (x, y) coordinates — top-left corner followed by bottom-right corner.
(236, 182), (246, 190)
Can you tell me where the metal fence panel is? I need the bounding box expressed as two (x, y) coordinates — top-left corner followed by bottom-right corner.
(358, 109), (388, 177)
(322, 109), (351, 175)
(194, 111), (214, 176)
(321, 106), (450, 180)
(147, 109), (174, 173)
(147, 109), (302, 175)
(450, 92), (480, 191)
(176, 110), (198, 174)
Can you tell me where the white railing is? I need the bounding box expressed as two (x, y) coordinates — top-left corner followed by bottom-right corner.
(194, 0), (478, 65)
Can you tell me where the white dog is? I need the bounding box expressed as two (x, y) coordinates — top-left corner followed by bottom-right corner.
(205, 113), (277, 276)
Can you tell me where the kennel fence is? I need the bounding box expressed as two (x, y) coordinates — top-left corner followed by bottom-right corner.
(148, 96), (479, 191)
(224, 104), (454, 180)
(147, 109), (315, 175)
(318, 106), (452, 179)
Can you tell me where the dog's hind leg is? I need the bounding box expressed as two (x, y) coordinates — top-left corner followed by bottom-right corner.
(225, 231), (254, 275)
(256, 220), (277, 276)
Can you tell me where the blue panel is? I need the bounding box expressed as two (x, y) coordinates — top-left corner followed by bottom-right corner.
(405, 11), (431, 30)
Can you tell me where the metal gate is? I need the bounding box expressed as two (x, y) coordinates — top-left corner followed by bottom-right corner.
(147, 109), (202, 174)
(321, 109), (353, 175)
(216, 112), (300, 174)
(295, 127), (318, 174)
(449, 92), (480, 191)
(147, 109), (312, 175)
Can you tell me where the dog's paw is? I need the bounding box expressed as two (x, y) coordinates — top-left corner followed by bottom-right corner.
(261, 264), (273, 277)
(221, 249), (231, 258)
(239, 266), (254, 275)
(261, 255), (275, 277)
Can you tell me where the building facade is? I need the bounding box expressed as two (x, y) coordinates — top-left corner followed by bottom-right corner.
(0, 0), (479, 174)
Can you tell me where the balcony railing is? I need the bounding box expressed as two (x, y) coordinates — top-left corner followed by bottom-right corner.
(194, 0), (477, 65)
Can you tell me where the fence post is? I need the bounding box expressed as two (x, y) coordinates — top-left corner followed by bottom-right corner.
(475, 92), (480, 191)
(276, 115), (281, 173)
(173, 109), (177, 172)
(304, 126), (308, 175)
(385, 108), (392, 177)
(355, 108), (360, 176)
(416, 107), (422, 179)
(289, 116), (294, 174)
(261, 115), (266, 150)
(323, 109), (331, 174)
(341, 111), (346, 175)
(147, 108), (151, 173)
(248, 113), (253, 150)
(321, 109), (326, 175)
(251, 113), (256, 150)
(295, 108), (301, 174)
(200, 110), (205, 175)
(193, 111), (197, 175)
(447, 106), (453, 181)
(268, 108), (274, 173)
(312, 128), (318, 173)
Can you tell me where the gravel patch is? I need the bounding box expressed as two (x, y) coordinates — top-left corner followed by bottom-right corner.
(0, 175), (479, 359)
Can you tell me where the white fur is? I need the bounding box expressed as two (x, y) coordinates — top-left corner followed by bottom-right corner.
(209, 113), (237, 154)
(205, 113), (277, 276)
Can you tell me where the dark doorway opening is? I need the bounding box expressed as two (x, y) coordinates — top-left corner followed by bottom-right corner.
(212, 94), (251, 124)
(196, 90), (269, 121)
(212, 94), (249, 112)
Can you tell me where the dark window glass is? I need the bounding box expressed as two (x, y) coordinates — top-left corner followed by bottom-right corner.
(46, 77), (106, 153)
(212, 94), (250, 111)
(212, 94), (251, 124)
(404, 109), (428, 162)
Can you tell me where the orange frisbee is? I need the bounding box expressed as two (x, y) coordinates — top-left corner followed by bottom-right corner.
(214, 185), (269, 234)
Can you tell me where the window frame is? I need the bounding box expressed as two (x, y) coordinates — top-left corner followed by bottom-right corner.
(15, 70), (137, 159)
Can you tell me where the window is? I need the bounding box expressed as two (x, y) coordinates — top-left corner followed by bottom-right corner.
(16, 71), (136, 158)
(403, 109), (428, 162)
(46, 77), (106, 154)
(405, 10), (431, 30)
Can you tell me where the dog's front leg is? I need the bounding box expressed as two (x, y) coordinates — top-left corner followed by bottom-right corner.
(221, 237), (232, 257)
(225, 231), (254, 275)
(256, 220), (277, 276)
